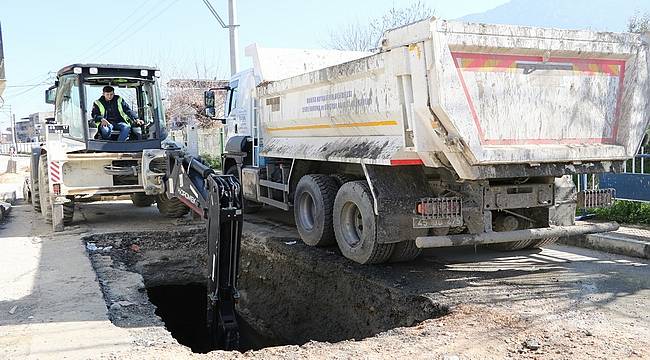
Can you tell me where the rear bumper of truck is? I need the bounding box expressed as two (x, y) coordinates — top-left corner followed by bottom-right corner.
(415, 222), (619, 248)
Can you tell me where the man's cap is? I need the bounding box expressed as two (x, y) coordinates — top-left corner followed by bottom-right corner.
(102, 85), (115, 93)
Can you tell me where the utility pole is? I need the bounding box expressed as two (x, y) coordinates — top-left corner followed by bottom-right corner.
(228, 0), (239, 75)
(11, 113), (16, 146)
(202, 0), (240, 76)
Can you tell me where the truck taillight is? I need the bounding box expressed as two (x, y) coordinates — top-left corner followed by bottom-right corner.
(53, 184), (61, 195)
(416, 198), (461, 216)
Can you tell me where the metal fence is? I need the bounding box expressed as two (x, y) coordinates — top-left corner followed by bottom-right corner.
(0, 142), (39, 154)
(599, 146), (650, 202)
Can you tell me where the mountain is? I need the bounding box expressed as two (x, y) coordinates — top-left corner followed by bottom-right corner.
(460, 0), (650, 32)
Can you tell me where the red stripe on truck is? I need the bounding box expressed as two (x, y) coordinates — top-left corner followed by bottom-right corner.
(390, 159), (423, 166)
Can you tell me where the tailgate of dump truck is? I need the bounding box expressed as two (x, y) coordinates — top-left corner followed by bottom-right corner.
(422, 20), (650, 165)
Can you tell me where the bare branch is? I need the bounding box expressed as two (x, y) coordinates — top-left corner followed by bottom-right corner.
(628, 12), (650, 33)
(325, 1), (434, 51)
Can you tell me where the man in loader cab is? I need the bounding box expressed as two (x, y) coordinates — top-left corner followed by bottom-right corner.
(91, 86), (144, 141)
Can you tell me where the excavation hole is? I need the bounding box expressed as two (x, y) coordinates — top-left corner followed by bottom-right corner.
(146, 284), (278, 353)
(86, 228), (447, 354)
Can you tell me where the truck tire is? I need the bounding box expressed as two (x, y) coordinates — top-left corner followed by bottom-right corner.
(226, 165), (262, 214)
(38, 154), (52, 223)
(31, 163), (41, 213)
(130, 193), (155, 207)
(294, 174), (338, 247)
(330, 174), (357, 187)
(156, 193), (190, 218)
(389, 241), (422, 263)
(333, 180), (394, 264)
(63, 200), (75, 225)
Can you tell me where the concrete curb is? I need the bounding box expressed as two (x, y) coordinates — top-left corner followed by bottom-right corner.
(0, 201), (12, 220)
(0, 190), (16, 204)
(559, 233), (650, 259)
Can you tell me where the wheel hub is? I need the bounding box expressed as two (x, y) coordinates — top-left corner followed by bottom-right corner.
(341, 201), (363, 247)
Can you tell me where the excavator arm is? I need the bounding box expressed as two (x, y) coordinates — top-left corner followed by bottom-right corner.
(163, 150), (243, 350)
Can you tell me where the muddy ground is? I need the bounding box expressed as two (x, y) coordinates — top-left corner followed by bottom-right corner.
(1, 193), (649, 359)
(82, 205), (650, 360)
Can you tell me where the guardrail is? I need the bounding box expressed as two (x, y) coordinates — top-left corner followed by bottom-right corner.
(0, 142), (40, 155)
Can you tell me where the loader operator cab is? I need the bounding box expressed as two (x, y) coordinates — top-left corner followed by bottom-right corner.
(45, 64), (167, 152)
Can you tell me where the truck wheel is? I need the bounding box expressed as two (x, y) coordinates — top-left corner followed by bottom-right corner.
(294, 174), (338, 247)
(63, 200), (75, 225)
(156, 193), (190, 218)
(333, 181), (394, 264)
(389, 241), (422, 263)
(38, 154), (52, 223)
(130, 193), (155, 207)
(330, 174), (357, 187)
(226, 165), (262, 214)
(31, 163), (41, 212)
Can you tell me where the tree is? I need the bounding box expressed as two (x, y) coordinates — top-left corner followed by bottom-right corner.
(628, 12), (650, 33)
(165, 79), (228, 129)
(326, 1), (434, 51)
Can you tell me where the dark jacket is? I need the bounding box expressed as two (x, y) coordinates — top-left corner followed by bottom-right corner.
(91, 95), (138, 125)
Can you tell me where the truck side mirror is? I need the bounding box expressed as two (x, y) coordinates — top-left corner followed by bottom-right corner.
(204, 90), (216, 118)
(204, 90), (215, 107)
(45, 86), (57, 104)
(204, 87), (230, 123)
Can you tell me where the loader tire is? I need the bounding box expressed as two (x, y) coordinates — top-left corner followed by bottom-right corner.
(156, 193), (190, 218)
(38, 154), (52, 223)
(294, 174), (338, 247)
(31, 169), (41, 213)
(226, 165), (262, 214)
(63, 200), (75, 225)
(333, 181), (394, 264)
(388, 240), (422, 263)
(130, 193), (155, 207)
(23, 178), (31, 203)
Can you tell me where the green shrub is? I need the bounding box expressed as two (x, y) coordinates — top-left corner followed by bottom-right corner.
(199, 153), (222, 170)
(591, 200), (650, 225)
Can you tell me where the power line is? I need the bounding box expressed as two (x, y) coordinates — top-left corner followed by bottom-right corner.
(73, 0), (159, 63)
(5, 83), (50, 88)
(3, 72), (55, 102)
(6, 71), (54, 88)
(89, 0), (181, 61)
(4, 83), (48, 100)
(201, 0), (228, 28)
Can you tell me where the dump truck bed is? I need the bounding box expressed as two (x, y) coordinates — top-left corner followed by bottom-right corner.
(257, 19), (650, 179)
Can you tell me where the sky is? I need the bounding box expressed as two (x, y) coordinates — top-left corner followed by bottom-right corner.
(0, 0), (511, 127)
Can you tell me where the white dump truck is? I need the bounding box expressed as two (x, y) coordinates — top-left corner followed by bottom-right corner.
(200, 18), (650, 264)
